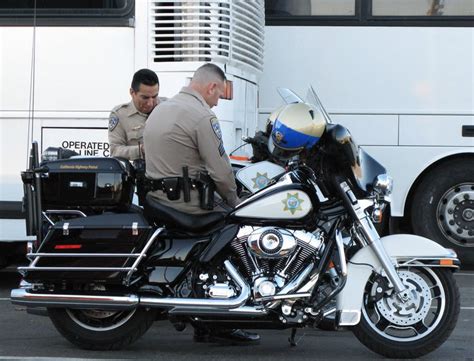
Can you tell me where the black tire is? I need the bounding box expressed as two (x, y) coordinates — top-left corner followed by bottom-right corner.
(48, 307), (156, 350)
(352, 267), (460, 359)
(410, 159), (474, 266)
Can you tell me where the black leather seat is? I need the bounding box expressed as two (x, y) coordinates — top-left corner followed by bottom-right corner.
(144, 193), (227, 233)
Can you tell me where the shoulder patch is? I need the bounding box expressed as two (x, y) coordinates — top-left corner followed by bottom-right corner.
(210, 118), (222, 140)
(109, 115), (119, 131)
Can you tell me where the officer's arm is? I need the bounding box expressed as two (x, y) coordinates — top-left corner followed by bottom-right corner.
(108, 112), (141, 160)
(195, 116), (239, 207)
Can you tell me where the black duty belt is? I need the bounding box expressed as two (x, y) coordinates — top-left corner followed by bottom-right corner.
(147, 177), (198, 192)
(143, 170), (215, 210)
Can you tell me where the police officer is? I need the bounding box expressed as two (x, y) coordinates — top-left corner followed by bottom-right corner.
(108, 69), (165, 160)
(144, 63), (238, 214)
(143, 63), (260, 344)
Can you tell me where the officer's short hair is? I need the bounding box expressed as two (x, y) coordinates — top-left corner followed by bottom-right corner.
(131, 69), (159, 92)
(192, 63), (226, 84)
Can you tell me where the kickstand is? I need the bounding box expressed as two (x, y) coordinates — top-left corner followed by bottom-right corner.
(288, 328), (304, 347)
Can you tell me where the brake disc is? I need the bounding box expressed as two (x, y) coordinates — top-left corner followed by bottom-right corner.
(375, 271), (432, 326)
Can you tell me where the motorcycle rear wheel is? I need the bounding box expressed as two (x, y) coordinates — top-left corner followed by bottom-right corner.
(48, 307), (156, 350)
(352, 267), (460, 358)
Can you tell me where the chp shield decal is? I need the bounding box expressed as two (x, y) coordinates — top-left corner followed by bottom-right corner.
(109, 115), (119, 131)
(251, 172), (270, 190)
(210, 118), (222, 140)
(282, 192), (304, 215)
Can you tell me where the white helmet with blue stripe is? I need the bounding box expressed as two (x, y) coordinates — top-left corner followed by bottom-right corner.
(271, 102), (326, 156)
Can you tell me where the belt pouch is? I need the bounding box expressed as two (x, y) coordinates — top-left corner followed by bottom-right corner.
(163, 178), (180, 201)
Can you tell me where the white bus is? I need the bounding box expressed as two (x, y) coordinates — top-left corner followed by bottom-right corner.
(261, 0), (474, 263)
(0, 0), (264, 263)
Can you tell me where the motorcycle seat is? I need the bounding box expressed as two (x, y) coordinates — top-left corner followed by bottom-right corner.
(143, 193), (226, 233)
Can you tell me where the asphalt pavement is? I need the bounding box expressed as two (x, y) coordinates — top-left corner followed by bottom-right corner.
(0, 270), (472, 361)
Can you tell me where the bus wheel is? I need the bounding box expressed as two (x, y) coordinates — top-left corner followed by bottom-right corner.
(411, 159), (474, 266)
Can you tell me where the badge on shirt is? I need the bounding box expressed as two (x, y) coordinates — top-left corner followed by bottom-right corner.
(210, 118), (222, 140)
(109, 115), (119, 131)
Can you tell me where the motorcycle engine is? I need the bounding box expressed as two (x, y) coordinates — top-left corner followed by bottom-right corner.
(230, 226), (325, 300)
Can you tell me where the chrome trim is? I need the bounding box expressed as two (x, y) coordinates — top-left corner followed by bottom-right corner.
(373, 174), (393, 197)
(335, 230), (348, 277)
(18, 267), (134, 272)
(124, 227), (164, 285)
(42, 212), (54, 226)
(45, 210), (87, 217)
(63, 222), (69, 236)
(336, 310), (361, 326)
(19, 228), (165, 281)
(11, 288), (138, 310)
(340, 179), (407, 296)
(140, 260), (250, 309)
(397, 257), (460, 269)
(170, 305), (268, 317)
(279, 262), (314, 295)
(26, 253), (141, 258)
(257, 292), (311, 302)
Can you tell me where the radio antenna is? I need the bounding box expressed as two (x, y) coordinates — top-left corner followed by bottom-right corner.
(26, 0), (38, 167)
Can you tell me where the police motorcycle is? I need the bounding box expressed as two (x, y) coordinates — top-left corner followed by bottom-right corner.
(12, 87), (460, 358)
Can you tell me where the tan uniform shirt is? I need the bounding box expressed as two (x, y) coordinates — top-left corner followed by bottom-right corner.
(144, 86), (238, 214)
(108, 98), (166, 160)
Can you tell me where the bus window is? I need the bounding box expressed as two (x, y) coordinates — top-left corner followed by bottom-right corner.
(265, 0), (356, 17)
(0, 0), (134, 26)
(372, 0), (474, 17)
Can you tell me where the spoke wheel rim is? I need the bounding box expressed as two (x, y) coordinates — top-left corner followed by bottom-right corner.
(362, 267), (446, 342)
(66, 308), (136, 332)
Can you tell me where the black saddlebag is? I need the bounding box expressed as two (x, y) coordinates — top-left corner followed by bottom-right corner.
(41, 157), (134, 212)
(23, 213), (152, 284)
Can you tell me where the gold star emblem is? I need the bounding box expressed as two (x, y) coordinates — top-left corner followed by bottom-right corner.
(251, 172), (270, 189)
(282, 192), (304, 215)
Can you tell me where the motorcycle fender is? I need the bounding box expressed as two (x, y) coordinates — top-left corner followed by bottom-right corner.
(335, 234), (457, 326)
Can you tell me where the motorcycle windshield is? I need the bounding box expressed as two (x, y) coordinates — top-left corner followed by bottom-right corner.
(352, 146), (387, 193)
(277, 87), (304, 104)
(277, 86), (331, 125)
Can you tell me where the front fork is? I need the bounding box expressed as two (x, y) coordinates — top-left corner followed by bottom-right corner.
(339, 182), (409, 301)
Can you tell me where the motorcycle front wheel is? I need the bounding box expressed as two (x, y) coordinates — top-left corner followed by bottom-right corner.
(352, 266), (460, 359)
(48, 307), (156, 350)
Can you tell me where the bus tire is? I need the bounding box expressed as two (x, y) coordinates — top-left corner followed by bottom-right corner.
(411, 159), (474, 266)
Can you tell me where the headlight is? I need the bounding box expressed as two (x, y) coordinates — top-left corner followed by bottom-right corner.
(373, 174), (393, 197)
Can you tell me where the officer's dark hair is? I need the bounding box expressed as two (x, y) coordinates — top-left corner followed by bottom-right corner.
(193, 63), (226, 84)
(131, 69), (159, 92)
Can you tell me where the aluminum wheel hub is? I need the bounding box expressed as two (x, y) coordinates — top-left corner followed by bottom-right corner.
(437, 183), (474, 246)
(376, 271), (431, 326)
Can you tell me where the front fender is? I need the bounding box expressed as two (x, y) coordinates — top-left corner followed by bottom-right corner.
(335, 234), (458, 326)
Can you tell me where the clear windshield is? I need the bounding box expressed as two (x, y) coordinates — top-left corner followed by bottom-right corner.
(276, 86), (332, 124)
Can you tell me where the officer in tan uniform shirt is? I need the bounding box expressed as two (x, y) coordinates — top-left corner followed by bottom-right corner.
(144, 63), (259, 345)
(109, 69), (165, 160)
(144, 64), (239, 214)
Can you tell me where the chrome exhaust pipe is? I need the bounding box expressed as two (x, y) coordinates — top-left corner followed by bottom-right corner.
(11, 261), (250, 311)
(140, 260), (249, 309)
(169, 306), (268, 317)
(11, 288), (138, 310)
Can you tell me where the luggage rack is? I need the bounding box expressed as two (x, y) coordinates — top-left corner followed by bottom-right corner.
(19, 227), (164, 286)
(42, 209), (87, 226)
